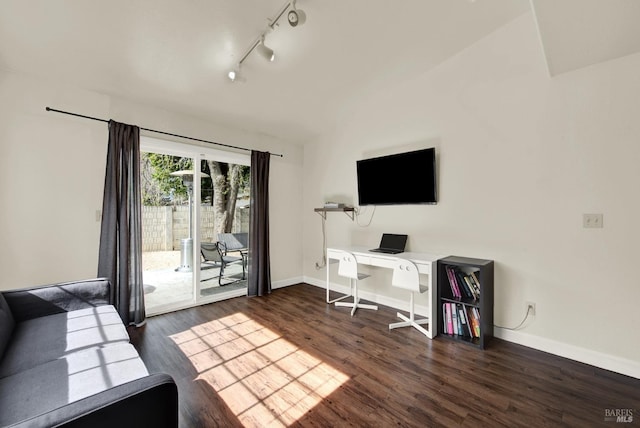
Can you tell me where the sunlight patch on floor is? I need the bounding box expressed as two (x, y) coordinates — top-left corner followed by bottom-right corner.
(171, 312), (349, 427)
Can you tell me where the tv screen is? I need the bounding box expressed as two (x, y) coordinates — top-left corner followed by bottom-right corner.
(357, 148), (437, 206)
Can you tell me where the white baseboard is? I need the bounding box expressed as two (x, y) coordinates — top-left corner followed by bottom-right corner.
(272, 276), (304, 290)
(302, 277), (640, 380)
(494, 327), (640, 379)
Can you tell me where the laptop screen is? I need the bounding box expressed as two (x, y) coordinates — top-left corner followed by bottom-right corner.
(380, 234), (407, 251)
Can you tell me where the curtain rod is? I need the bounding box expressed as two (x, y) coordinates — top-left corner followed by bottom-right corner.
(45, 107), (284, 158)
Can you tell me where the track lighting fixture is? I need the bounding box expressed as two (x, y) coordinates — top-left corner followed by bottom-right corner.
(287, 0), (306, 27)
(256, 37), (275, 62)
(227, 0), (307, 82)
(227, 67), (239, 82)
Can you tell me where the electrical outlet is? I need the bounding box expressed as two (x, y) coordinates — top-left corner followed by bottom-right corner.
(583, 213), (603, 228)
(526, 301), (536, 316)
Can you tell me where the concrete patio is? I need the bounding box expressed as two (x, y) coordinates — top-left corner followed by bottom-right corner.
(142, 251), (247, 313)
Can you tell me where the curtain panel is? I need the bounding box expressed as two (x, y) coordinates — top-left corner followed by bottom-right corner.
(248, 150), (272, 296)
(97, 120), (145, 325)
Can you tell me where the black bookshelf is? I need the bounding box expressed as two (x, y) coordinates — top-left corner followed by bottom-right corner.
(437, 256), (494, 349)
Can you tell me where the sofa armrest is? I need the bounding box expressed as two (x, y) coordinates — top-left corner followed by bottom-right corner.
(9, 373), (178, 428)
(2, 278), (112, 322)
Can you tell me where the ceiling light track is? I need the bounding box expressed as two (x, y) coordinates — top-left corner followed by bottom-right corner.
(228, 0), (306, 82)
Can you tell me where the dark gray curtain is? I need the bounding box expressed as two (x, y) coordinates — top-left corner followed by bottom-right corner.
(248, 150), (271, 296)
(97, 120), (145, 325)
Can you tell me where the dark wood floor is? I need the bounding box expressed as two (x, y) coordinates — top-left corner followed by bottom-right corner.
(128, 283), (639, 427)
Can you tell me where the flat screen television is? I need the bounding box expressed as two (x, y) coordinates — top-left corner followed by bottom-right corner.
(357, 148), (437, 205)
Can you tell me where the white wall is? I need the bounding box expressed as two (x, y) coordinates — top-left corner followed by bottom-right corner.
(302, 12), (640, 376)
(0, 70), (303, 289)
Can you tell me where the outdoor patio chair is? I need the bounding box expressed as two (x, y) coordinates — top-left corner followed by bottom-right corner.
(218, 232), (248, 270)
(217, 233), (248, 252)
(200, 241), (245, 286)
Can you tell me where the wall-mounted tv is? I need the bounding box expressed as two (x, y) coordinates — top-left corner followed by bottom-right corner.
(357, 148), (437, 206)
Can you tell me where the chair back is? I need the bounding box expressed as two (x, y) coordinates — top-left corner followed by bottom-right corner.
(234, 232), (248, 248)
(201, 242), (224, 263)
(337, 251), (359, 280)
(218, 233), (247, 251)
(391, 259), (422, 292)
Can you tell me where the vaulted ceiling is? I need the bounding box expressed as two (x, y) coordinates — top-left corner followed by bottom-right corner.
(1, 0), (638, 144)
(532, 0), (640, 76)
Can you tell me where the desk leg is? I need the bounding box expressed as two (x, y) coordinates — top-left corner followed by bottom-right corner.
(427, 267), (437, 339)
(326, 255), (330, 303)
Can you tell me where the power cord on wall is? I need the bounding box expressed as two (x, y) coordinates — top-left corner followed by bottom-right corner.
(355, 205), (376, 227)
(315, 204), (375, 270)
(494, 303), (535, 330)
(315, 213), (327, 270)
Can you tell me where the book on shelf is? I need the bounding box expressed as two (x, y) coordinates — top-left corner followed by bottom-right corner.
(467, 272), (480, 297)
(470, 271), (481, 292)
(468, 307), (481, 338)
(458, 304), (472, 338)
(442, 302), (481, 338)
(446, 303), (453, 334)
(463, 276), (479, 300)
(445, 265), (481, 301)
(442, 305), (448, 334)
(451, 303), (459, 335)
(454, 269), (472, 299)
(445, 266), (462, 298)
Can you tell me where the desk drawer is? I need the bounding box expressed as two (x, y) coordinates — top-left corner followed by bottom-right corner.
(354, 255), (372, 266)
(367, 256), (394, 269)
(367, 255), (432, 274)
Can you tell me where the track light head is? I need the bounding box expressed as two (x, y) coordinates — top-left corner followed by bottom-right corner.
(227, 64), (241, 82)
(288, 1), (306, 27)
(257, 38), (275, 62)
(287, 8), (306, 27)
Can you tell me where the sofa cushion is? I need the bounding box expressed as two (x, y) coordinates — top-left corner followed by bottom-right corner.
(0, 343), (149, 427)
(0, 293), (14, 361)
(0, 305), (130, 378)
(2, 278), (112, 322)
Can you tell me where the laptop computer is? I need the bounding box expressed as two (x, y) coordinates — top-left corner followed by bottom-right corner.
(369, 233), (408, 254)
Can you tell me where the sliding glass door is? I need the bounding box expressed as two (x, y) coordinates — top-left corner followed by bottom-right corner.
(140, 151), (196, 313)
(198, 158), (251, 299)
(140, 137), (250, 316)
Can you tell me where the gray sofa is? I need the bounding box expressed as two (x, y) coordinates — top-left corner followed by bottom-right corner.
(0, 278), (177, 428)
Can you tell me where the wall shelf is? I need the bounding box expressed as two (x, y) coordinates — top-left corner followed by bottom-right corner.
(314, 207), (355, 221)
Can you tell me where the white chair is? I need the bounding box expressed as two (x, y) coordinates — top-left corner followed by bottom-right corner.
(389, 259), (430, 337)
(334, 251), (378, 316)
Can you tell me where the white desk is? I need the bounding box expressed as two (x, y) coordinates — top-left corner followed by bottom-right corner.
(326, 246), (442, 338)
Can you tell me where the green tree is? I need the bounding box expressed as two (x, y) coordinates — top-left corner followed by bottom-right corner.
(207, 161), (249, 234)
(141, 152), (249, 233)
(148, 153), (192, 203)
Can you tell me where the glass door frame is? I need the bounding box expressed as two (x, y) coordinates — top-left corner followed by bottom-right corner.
(141, 136), (251, 316)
